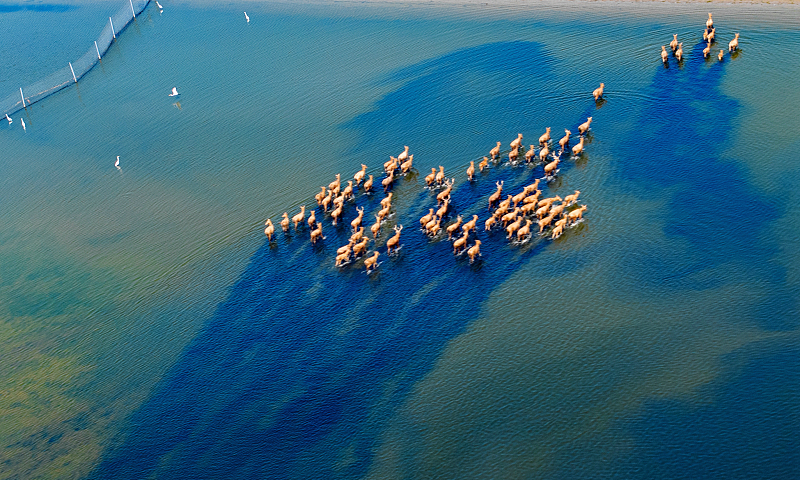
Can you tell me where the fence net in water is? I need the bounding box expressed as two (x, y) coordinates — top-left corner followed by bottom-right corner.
(0, 0), (150, 118)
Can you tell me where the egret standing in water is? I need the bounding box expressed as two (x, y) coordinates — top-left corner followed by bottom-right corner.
(20, 118), (26, 132)
(5, 114), (11, 124)
(244, 12), (249, 22)
(169, 87), (179, 97)
(155, 0), (163, 10)
(115, 156), (121, 170)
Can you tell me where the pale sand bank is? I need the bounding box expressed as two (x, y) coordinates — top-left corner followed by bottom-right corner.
(177, 0), (800, 8)
(166, 0), (800, 26)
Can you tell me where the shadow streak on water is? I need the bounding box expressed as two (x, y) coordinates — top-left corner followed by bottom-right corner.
(90, 41), (572, 479)
(611, 40), (793, 327)
(621, 338), (800, 480)
(560, 40), (800, 480)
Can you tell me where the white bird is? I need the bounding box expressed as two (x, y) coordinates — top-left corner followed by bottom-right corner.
(5, 114), (11, 124)
(155, 0), (162, 9)
(244, 12), (249, 22)
(115, 156), (121, 169)
(20, 118), (26, 132)
(169, 87), (179, 97)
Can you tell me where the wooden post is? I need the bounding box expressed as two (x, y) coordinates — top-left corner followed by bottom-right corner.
(20, 87), (26, 107)
(69, 62), (77, 83)
(95, 41), (101, 60)
(129, 0), (136, 18)
(110, 17), (116, 39)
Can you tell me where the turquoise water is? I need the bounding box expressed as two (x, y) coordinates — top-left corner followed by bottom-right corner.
(1, 1), (799, 478)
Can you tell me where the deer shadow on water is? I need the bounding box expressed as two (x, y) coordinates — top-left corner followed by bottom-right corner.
(90, 40), (587, 480)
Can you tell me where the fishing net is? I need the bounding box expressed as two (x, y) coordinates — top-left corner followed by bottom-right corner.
(0, 0), (149, 118)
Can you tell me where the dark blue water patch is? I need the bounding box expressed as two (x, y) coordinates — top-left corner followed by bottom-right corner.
(0, 4), (74, 13)
(343, 40), (581, 174)
(609, 338), (800, 480)
(609, 40), (794, 327)
(90, 40), (579, 480)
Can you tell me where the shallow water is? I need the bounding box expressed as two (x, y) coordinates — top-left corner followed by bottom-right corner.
(1, 1), (799, 478)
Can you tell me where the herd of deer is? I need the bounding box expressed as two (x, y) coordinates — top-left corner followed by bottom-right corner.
(662, 13), (741, 64)
(263, 86), (600, 272)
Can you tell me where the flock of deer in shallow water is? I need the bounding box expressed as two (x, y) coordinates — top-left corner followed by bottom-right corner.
(264, 13), (740, 273)
(263, 100), (595, 273)
(662, 13), (741, 65)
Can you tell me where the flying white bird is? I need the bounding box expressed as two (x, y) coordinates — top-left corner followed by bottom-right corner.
(155, 0), (163, 9)
(115, 156), (121, 169)
(169, 87), (179, 97)
(244, 12), (249, 22)
(20, 118), (26, 132)
(5, 114), (11, 124)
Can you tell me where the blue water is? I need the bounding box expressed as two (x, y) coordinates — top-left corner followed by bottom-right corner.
(1, 1), (799, 479)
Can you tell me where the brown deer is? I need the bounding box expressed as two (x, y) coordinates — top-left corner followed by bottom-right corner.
(307, 210), (317, 229)
(446, 215), (463, 239)
(563, 190), (581, 205)
(484, 215), (497, 231)
(335, 246), (351, 267)
(467, 240), (481, 262)
(462, 214), (479, 235)
(490, 141), (502, 160)
(315, 186), (327, 205)
(321, 191), (333, 212)
(397, 145), (410, 163)
(544, 158), (560, 177)
(729, 33), (740, 52)
(363, 175), (374, 193)
(380, 192), (393, 210)
(488, 181), (504, 210)
(382, 170), (395, 192)
(386, 225), (403, 254)
(578, 117), (593, 135)
(453, 231), (469, 255)
(436, 198), (450, 219)
(377, 204), (391, 222)
(310, 222), (324, 244)
(516, 219), (533, 242)
(525, 145), (536, 163)
(571, 136), (585, 156)
(400, 154), (414, 174)
(350, 206), (365, 232)
(539, 127), (551, 145)
(280, 212), (290, 232)
(342, 181), (354, 201)
(593, 83), (604, 101)
(538, 213), (556, 233)
(353, 237), (369, 257)
(363, 251), (380, 272)
(437, 179), (454, 205)
(559, 129), (571, 150)
(330, 204), (343, 226)
(506, 216), (523, 239)
(510, 133), (523, 150)
(425, 167), (437, 186)
(568, 205), (587, 223)
(420, 208), (435, 228)
(435, 166), (446, 185)
(328, 173), (341, 193)
(353, 164), (367, 185)
(539, 143), (550, 163)
(370, 214), (382, 238)
(264, 219), (275, 241)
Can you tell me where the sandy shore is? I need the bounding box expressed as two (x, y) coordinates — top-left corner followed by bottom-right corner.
(214, 0), (800, 7)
